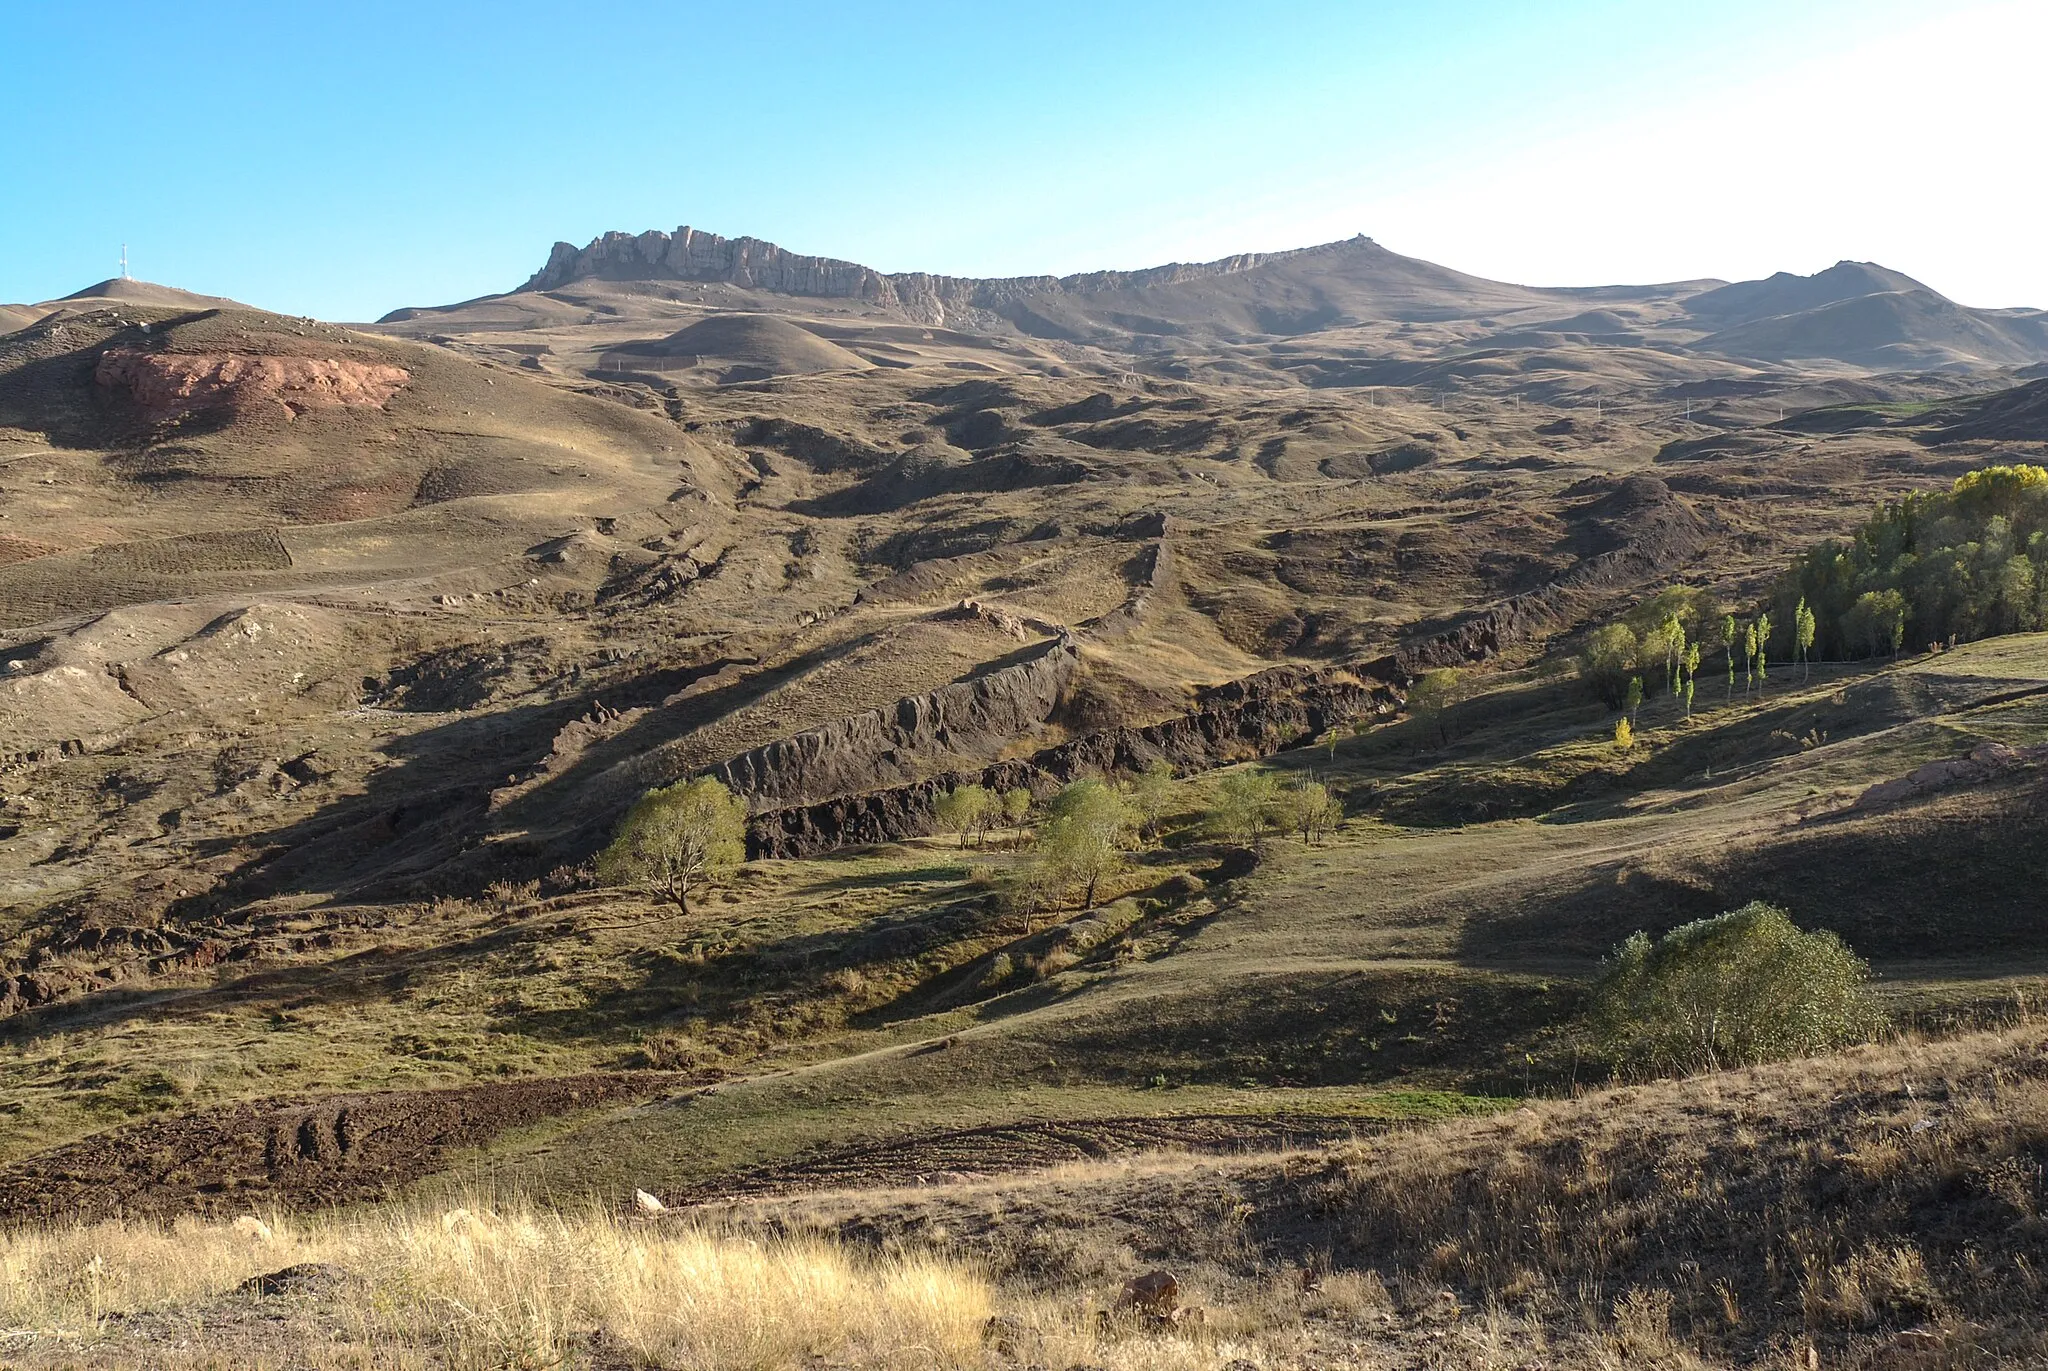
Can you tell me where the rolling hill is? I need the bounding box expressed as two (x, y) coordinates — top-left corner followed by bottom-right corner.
(1696, 284), (2048, 368)
(2, 222), (2047, 1368)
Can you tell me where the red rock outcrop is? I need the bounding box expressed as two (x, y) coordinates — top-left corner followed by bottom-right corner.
(96, 348), (409, 421)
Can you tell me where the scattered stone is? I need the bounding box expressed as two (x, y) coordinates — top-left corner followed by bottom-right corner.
(634, 1188), (667, 1213)
(236, 1262), (359, 1297)
(1117, 1269), (1179, 1319)
(1851, 741), (2048, 812)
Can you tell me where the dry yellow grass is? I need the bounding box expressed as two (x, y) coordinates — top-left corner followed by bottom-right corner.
(0, 1205), (987, 1368)
(681, 1021), (2048, 1367)
(0, 1201), (1256, 1369)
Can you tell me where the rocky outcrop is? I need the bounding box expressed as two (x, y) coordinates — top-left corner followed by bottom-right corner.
(523, 228), (909, 309)
(747, 661), (1398, 857)
(489, 699), (645, 812)
(712, 636), (1079, 810)
(1851, 741), (2048, 812)
(520, 225), (1389, 329)
(96, 349), (409, 421)
(0, 926), (232, 1018)
(737, 481), (1699, 856)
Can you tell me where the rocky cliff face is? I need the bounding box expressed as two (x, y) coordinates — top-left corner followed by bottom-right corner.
(747, 661), (1400, 857)
(523, 227), (913, 312)
(521, 226), (1384, 328)
(711, 636), (1079, 809)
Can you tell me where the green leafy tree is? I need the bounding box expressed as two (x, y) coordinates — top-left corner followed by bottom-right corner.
(1623, 586), (1719, 650)
(1623, 675), (1644, 725)
(1002, 785), (1034, 829)
(1842, 589), (1910, 660)
(1208, 769), (1279, 852)
(1035, 779), (1133, 909)
(1276, 778), (1344, 845)
(1126, 759), (1176, 840)
(1046, 777), (1133, 840)
(1659, 615), (1687, 693)
(1743, 620), (1760, 691)
(933, 783), (995, 849)
(1795, 598), (1817, 680)
(1775, 464), (2048, 657)
(1406, 668), (1461, 746)
(1682, 643), (1702, 718)
(598, 777), (748, 914)
(1579, 624), (1640, 709)
(1613, 717), (1634, 751)
(1592, 903), (1881, 1074)
(1721, 614), (1738, 698)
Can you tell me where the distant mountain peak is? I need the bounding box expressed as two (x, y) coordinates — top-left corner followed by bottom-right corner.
(1687, 260), (1932, 323)
(517, 225), (1398, 327)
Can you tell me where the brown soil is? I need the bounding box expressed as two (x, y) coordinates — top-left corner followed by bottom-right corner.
(667, 1112), (1383, 1204)
(0, 1072), (680, 1224)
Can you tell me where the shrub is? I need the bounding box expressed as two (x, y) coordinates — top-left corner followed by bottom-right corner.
(630, 1030), (706, 1071)
(1275, 777), (1344, 844)
(1592, 902), (1880, 1073)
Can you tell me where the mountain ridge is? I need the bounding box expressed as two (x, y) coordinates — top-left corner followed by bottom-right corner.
(520, 225), (1414, 312)
(402, 224), (2048, 371)
(506, 226), (1591, 334)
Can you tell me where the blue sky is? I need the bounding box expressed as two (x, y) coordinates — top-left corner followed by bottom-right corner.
(3, 0), (2041, 318)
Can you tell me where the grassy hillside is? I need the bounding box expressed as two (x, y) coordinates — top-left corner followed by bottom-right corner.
(5, 632), (2040, 1226)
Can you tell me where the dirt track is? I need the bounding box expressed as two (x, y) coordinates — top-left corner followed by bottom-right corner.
(0, 1072), (680, 1224)
(666, 1112), (1386, 1205)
